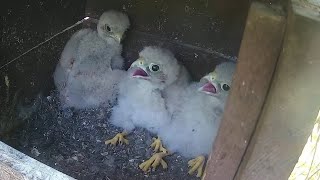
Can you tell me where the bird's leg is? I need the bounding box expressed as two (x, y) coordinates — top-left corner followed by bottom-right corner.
(150, 136), (167, 153)
(139, 152), (169, 172)
(105, 131), (129, 145)
(188, 155), (206, 178)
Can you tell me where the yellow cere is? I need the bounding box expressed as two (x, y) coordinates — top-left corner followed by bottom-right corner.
(138, 58), (145, 65)
(209, 72), (217, 81)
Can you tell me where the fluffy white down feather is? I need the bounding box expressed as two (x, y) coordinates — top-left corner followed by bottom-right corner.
(159, 62), (235, 158)
(110, 46), (190, 134)
(160, 84), (224, 157)
(53, 10), (129, 109)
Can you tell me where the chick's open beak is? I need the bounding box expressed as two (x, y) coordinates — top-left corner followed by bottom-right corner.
(198, 73), (218, 95)
(132, 68), (148, 77)
(130, 59), (150, 79)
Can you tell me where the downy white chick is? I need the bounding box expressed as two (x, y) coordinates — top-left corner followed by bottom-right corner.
(53, 10), (130, 109)
(106, 46), (190, 170)
(159, 62), (236, 177)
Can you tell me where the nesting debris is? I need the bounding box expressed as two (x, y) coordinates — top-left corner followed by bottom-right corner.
(2, 91), (198, 180)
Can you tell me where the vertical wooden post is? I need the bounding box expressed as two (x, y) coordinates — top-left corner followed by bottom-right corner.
(204, 3), (286, 180)
(235, 2), (320, 180)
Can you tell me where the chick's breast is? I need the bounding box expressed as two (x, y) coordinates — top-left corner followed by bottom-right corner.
(160, 84), (223, 158)
(54, 30), (124, 109)
(75, 31), (121, 73)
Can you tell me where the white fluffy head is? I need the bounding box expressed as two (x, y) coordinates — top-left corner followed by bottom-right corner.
(129, 46), (181, 89)
(97, 10), (130, 42)
(199, 62), (236, 99)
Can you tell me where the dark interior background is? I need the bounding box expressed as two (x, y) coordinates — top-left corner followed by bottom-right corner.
(0, 0), (86, 114)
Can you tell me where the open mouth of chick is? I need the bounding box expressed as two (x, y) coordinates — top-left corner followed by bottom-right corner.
(198, 79), (217, 95)
(132, 68), (150, 80)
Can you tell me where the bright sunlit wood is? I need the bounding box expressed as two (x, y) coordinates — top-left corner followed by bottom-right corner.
(289, 110), (320, 180)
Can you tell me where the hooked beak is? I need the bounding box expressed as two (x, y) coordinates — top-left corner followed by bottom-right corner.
(130, 59), (150, 80)
(132, 68), (149, 78)
(198, 73), (218, 95)
(111, 33), (122, 43)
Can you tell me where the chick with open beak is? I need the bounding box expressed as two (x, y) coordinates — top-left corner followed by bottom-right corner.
(198, 69), (231, 98)
(130, 58), (152, 80)
(106, 46), (190, 172)
(158, 62), (235, 178)
(129, 57), (167, 84)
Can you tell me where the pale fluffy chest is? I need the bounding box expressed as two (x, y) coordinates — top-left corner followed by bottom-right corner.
(75, 32), (120, 72)
(176, 93), (223, 127)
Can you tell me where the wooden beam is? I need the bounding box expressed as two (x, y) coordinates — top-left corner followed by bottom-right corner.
(204, 2), (286, 180)
(234, 3), (320, 180)
(0, 163), (23, 180)
(0, 141), (74, 180)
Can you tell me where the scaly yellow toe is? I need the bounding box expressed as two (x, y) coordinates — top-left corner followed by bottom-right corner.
(139, 152), (168, 172)
(105, 132), (128, 146)
(150, 137), (167, 153)
(188, 155), (205, 178)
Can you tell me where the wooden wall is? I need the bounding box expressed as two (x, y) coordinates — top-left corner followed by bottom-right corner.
(235, 2), (320, 180)
(204, 2), (286, 180)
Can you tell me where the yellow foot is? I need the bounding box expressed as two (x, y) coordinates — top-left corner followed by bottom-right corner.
(139, 152), (168, 172)
(188, 155), (205, 178)
(105, 132), (128, 145)
(150, 137), (167, 153)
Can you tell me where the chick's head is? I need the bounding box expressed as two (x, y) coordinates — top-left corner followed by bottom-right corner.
(97, 10), (130, 42)
(198, 62), (236, 99)
(129, 46), (180, 89)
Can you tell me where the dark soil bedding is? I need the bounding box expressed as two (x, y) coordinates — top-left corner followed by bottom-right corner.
(2, 91), (198, 180)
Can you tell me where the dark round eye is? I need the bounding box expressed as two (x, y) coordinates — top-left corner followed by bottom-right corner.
(222, 84), (230, 91)
(106, 25), (111, 32)
(151, 64), (160, 72)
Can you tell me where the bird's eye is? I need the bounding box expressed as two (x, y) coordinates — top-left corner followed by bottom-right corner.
(222, 84), (230, 91)
(105, 25), (111, 32)
(150, 64), (160, 72)
(139, 60), (143, 65)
